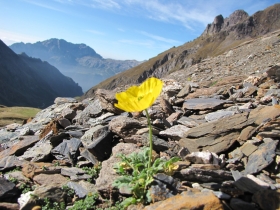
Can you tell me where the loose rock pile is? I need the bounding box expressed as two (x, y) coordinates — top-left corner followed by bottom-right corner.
(1, 31), (280, 210)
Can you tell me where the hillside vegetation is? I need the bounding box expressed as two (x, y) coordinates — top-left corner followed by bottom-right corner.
(0, 106), (40, 127)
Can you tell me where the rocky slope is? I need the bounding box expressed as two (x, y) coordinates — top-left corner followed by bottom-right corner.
(10, 38), (142, 92)
(0, 28), (280, 209)
(0, 40), (83, 108)
(84, 3), (280, 99)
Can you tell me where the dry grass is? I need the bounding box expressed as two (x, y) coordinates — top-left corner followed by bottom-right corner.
(0, 106), (41, 127)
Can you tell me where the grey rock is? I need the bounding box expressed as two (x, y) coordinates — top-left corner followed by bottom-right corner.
(0, 177), (17, 200)
(62, 107), (77, 120)
(230, 198), (256, 210)
(51, 138), (81, 164)
(109, 116), (144, 140)
(61, 167), (91, 181)
(80, 148), (99, 165)
(81, 125), (112, 160)
(58, 118), (71, 128)
(159, 125), (190, 140)
(182, 98), (232, 111)
(19, 127), (31, 136)
(67, 180), (97, 198)
(177, 116), (200, 127)
(19, 140), (53, 162)
(245, 138), (278, 174)
(212, 191), (231, 200)
(66, 130), (84, 138)
(0, 156), (23, 171)
(54, 97), (77, 105)
(177, 84), (191, 98)
(178, 168), (233, 182)
(205, 110), (235, 122)
(0, 130), (20, 144)
(233, 176), (268, 194)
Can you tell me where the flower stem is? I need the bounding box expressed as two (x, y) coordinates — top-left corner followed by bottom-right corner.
(144, 109), (153, 169)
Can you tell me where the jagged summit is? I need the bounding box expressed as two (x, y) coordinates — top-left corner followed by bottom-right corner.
(83, 3), (280, 98)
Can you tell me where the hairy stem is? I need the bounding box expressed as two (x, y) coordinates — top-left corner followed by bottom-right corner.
(145, 109), (153, 169)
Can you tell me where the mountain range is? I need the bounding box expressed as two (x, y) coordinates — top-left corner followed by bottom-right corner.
(2, 3), (280, 108)
(83, 3), (280, 99)
(9, 39), (142, 92)
(0, 40), (83, 108)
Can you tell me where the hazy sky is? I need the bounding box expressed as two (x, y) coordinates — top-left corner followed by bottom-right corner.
(0, 0), (278, 61)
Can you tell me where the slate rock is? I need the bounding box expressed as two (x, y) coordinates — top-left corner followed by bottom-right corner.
(81, 125), (112, 160)
(205, 110), (235, 122)
(0, 156), (23, 172)
(176, 84), (191, 98)
(61, 167), (91, 181)
(182, 98), (232, 111)
(0, 135), (39, 159)
(0, 177), (18, 201)
(233, 176), (269, 194)
(252, 189), (280, 210)
(51, 138), (81, 164)
(177, 116), (200, 128)
(159, 125), (190, 140)
(0, 130), (19, 144)
(19, 140), (53, 162)
(95, 89), (122, 114)
(109, 116), (144, 139)
(230, 198), (256, 210)
(62, 107), (77, 120)
(245, 138), (278, 174)
(54, 97), (77, 105)
(58, 118), (71, 128)
(67, 180), (97, 198)
(80, 148), (99, 165)
(178, 168), (233, 182)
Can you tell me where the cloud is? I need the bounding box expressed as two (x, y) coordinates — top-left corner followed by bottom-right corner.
(22, 0), (66, 13)
(89, 0), (121, 9)
(139, 31), (179, 44)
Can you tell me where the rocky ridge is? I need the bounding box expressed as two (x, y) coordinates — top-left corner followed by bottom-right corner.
(85, 3), (280, 98)
(1, 29), (280, 209)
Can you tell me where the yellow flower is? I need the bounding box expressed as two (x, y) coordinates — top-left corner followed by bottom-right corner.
(115, 77), (163, 112)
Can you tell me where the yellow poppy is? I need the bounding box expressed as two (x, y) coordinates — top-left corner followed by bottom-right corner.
(115, 77), (163, 112)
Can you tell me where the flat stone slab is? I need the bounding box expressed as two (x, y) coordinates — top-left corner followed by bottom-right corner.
(183, 98), (232, 111)
(245, 138), (278, 174)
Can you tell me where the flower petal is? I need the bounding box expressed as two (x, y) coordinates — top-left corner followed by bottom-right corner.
(114, 77), (163, 112)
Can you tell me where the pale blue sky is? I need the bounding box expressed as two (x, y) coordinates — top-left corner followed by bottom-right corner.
(0, 0), (278, 61)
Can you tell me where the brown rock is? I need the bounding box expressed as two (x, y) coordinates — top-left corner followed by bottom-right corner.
(33, 174), (68, 187)
(22, 162), (53, 179)
(186, 87), (221, 99)
(143, 190), (223, 210)
(249, 105), (280, 125)
(39, 120), (62, 139)
(238, 126), (257, 142)
(252, 189), (280, 210)
(0, 202), (19, 210)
